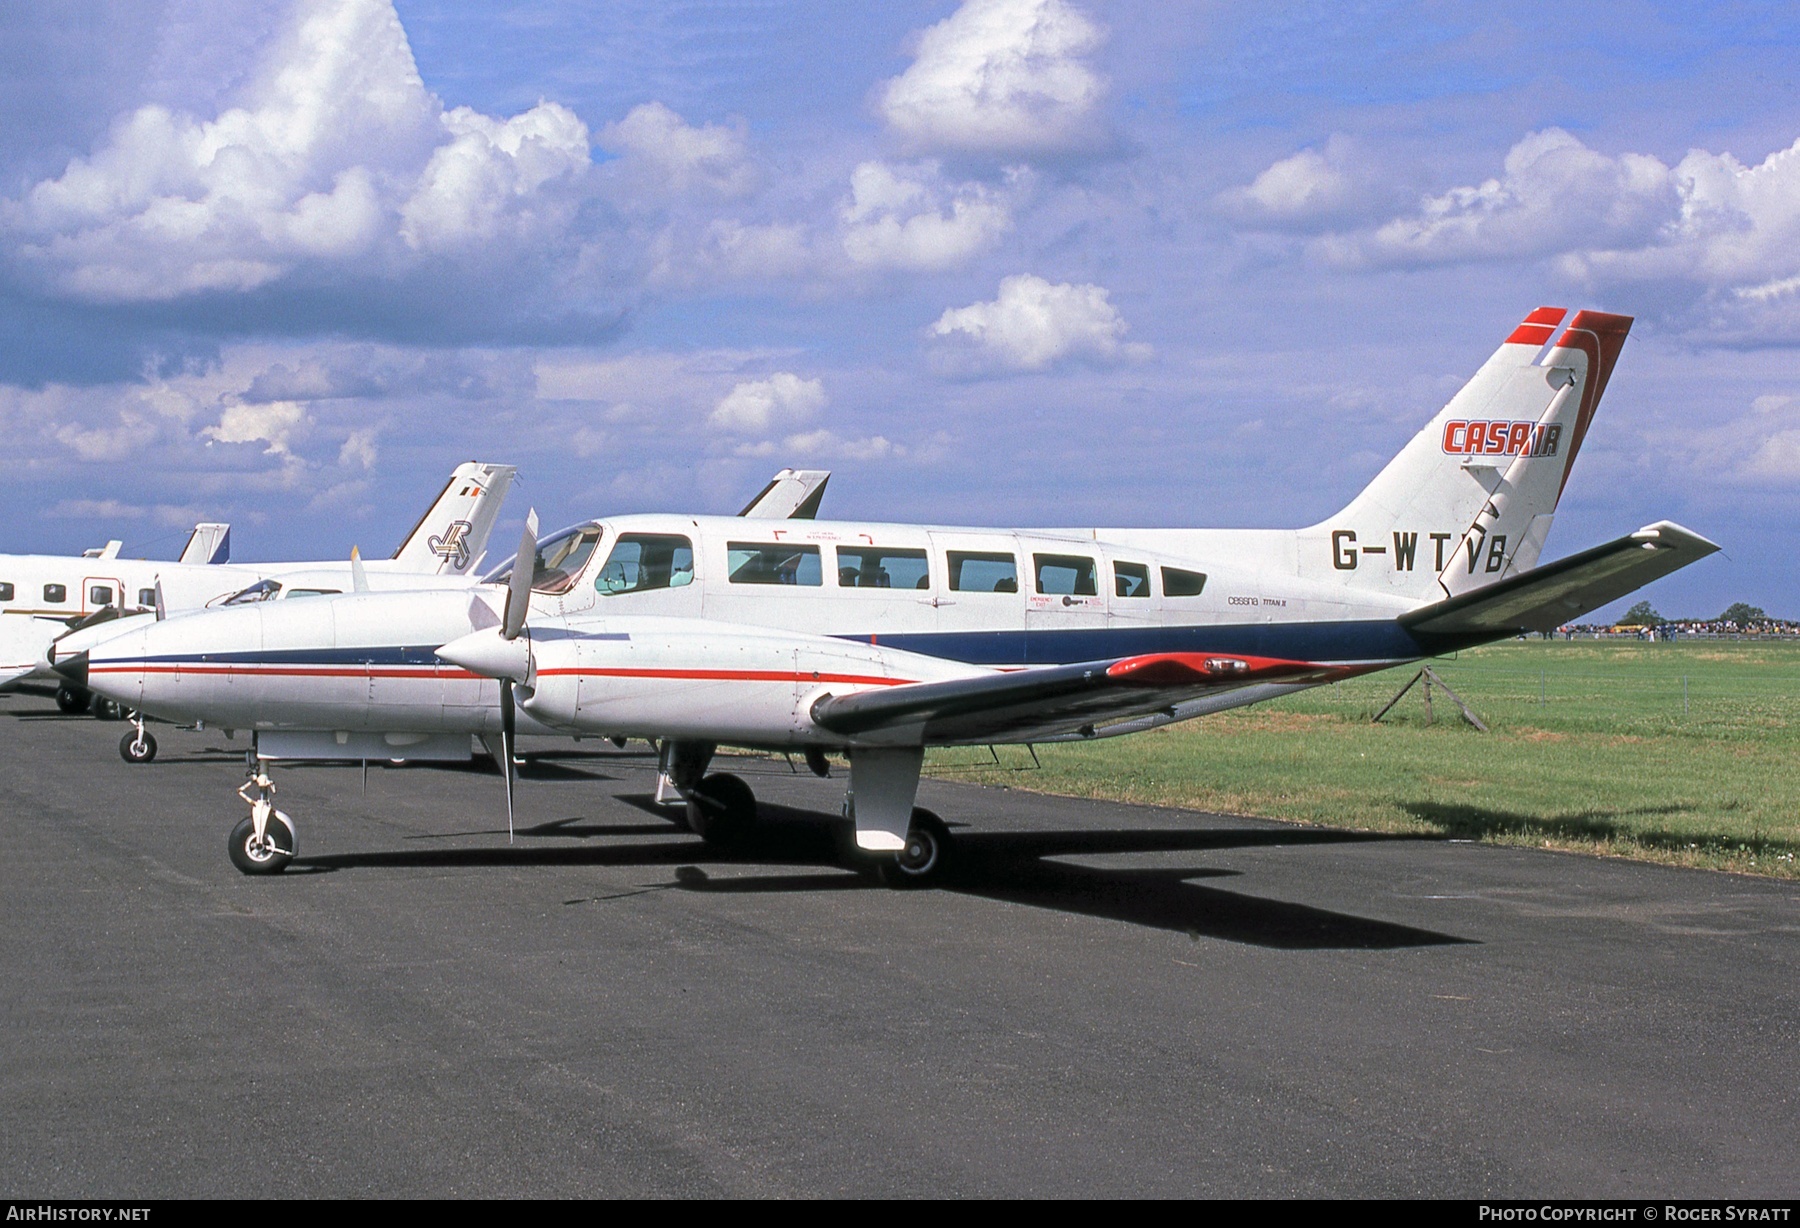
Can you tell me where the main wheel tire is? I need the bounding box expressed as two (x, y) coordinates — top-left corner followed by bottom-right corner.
(55, 684), (90, 715)
(119, 730), (157, 764)
(92, 697), (125, 721)
(684, 773), (757, 847)
(876, 808), (953, 889)
(228, 812), (296, 875)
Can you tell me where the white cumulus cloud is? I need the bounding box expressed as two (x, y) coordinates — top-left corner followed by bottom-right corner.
(840, 161), (1010, 271)
(1311, 127), (1800, 343)
(879, 0), (1106, 157)
(4, 0), (592, 303)
(203, 400), (309, 457)
(710, 372), (827, 433)
(929, 273), (1148, 372)
(598, 102), (754, 206)
(1322, 129), (1678, 268)
(1219, 136), (1385, 229)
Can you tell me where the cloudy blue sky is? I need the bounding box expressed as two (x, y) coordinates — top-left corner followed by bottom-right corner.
(2, 0), (1797, 618)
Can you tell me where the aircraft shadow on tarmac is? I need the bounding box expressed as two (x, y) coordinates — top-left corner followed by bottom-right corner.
(291, 795), (1469, 951)
(1402, 799), (1800, 860)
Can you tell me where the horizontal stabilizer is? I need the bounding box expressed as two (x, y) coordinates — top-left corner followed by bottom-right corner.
(812, 652), (1332, 743)
(1402, 521), (1719, 638)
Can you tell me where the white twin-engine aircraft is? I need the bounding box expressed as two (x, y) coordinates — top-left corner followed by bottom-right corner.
(61, 309), (1717, 885)
(1, 461), (517, 706)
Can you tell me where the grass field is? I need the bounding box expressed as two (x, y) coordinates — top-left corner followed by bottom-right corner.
(925, 640), (1800, 878)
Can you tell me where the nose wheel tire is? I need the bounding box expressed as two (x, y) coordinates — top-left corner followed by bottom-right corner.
(119, 730), (157, 763)
(228, 812), (297, 875)
(684, 773), (757, 847)
(875, 808), (953, 889)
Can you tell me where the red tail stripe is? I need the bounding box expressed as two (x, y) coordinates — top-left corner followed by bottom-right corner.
(1522, 306), (1568, 326)
(1505, 323), (1556, 346)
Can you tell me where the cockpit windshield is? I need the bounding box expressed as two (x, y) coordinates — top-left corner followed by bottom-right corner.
(219, 579), (282, 605)
(480, 524), (604, 595)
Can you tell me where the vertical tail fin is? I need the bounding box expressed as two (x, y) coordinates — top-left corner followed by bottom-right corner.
(738, 468), (831, 519)
(1300, 308), (1632, 602)
(178, 523), (231, 565)
(391, 462), (518, 575)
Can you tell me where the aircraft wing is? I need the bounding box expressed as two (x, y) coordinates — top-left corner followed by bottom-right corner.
(810, 652), (1341, 744)
(1403, 521), (1719, 637)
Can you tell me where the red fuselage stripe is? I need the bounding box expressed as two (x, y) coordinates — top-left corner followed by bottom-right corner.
(90, 664), (482, 680)
(536, 667), (909, 686)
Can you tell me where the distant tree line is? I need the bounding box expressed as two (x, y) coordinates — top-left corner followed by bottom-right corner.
(1619, 601), (1772, 626)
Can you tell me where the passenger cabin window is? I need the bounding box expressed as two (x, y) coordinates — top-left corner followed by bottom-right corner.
(837, 547), (928, 589)
(1162, 567), (1207, 597)
(728, 543), (822, 586)
(1114, 561), (1151, 598)
(1034, 554), (1097, 596)
(89, 585), (113, 606)
(595, 534), (694, 595)
(947, 551), (1017, 593)
(43, 584), (66, 603)
(137, 588), (156, 607)
(0, 582), (14, 601)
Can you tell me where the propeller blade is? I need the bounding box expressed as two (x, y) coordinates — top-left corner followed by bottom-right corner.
(503, 509), (539, 641)
(350, 546), (370, 593)
(501, 680), (517, 842)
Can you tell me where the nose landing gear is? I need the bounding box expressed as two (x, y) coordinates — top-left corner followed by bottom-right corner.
(118, 713), (156, 763)
(229, 766), (296, 875)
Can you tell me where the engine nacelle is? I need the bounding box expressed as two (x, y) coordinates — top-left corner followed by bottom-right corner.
(517, 619), (983, 747)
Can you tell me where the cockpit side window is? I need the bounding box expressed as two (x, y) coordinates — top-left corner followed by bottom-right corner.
(222, 579), (282, 605)
(481, 525), (605, 595)
(529, 527), (603, 594)
(595, 534), (695, 595)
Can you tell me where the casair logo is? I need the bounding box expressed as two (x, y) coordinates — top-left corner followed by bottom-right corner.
(428, 520), (473, 570)
(1442, 420), (1561, 458)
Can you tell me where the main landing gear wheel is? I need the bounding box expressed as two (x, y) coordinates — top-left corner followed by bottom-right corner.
(92, 697), (126, 721)
(876, 808), (953, 889)
(228, 812), (296, 875)
(119, 729), (157, 763)
(685, 773), (757, 847)
(55, 684), (90, 715)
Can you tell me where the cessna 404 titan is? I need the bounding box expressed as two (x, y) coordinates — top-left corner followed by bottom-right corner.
(59, 308), (1717, 885)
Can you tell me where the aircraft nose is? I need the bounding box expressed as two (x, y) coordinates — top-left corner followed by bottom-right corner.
(52, 650), (89, 688)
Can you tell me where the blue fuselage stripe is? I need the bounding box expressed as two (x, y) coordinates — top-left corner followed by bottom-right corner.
(116, 620), (1427, 670)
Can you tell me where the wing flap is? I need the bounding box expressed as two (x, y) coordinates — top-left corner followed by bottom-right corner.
(1403, 521), (1719, 637)
(811, 653), (1333, 742)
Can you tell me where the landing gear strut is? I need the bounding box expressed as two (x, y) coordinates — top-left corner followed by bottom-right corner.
(119, 712), (156, 764)
(229, 763), (295, 875)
